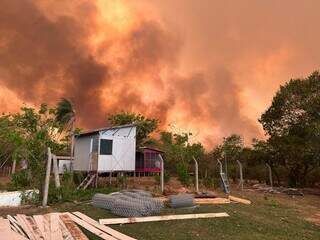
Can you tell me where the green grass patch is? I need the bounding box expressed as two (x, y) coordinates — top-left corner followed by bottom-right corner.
(51, 194), (320, 240)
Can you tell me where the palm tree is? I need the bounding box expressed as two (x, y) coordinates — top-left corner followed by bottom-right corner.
(55, 98), (76, 159)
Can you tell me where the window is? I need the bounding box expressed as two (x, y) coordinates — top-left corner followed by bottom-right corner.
(100, 139), (113, 155)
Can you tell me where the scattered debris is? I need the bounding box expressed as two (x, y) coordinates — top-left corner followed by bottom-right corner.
(282, 188), (304, 196)
(252, 184), (304, 196)
(195, 191), (218, 198)
(252, 184), (281, 194)
(99, 212), (230, 225)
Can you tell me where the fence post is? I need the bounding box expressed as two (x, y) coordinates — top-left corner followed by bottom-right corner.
(11, 159), (16, 175)
(266, 163), (273, 189)
(42, 147), (52, 207)
(193, 157), (199, 193)
(217, 159), (223, 174)
(237, 160), (244, 191)
(158, 154), (164, 194)
(52, 155), (60, 188)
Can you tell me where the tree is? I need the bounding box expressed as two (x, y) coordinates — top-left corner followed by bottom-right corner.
(108, 112), (158, 146)
(158, 131), (205, 186)
(0, 104), (66, 191)
(259, 71), (320, 186)
(222, 134), (243, 161)
(211, 134), (244, 182)
(55, 98), (76, 158)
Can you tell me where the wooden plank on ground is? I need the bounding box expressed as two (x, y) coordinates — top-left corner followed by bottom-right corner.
(17, 214), (44, 240)
(66, 213), (117, 240)
(59, 217), (74, 240)
(8, 215), (28, 239)
(33, 215), (45, 237)
(50, 213), (64, 240)
(0, 218), (27, 240)
(16, 214), (37, 240)
(11, 230), (28, 240)
(195, 198), (231, 204)
(72, 212), (136, 240)
(229, 195), (251, 205)
(99, 212), (229, 225)
(0, 219), (14, 239)
(157, 197), (231, 205)
(60, 214), (89, 240)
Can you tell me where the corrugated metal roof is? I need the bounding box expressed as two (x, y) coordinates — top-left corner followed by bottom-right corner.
(139, 146), (164, 153)
(75, 124), (136, 137)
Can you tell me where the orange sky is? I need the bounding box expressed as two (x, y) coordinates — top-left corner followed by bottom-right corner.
(0, 0), (319, 147)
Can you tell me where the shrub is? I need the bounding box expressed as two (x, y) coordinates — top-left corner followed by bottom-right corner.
(201, 176), (215, 188)
(9, 170), (31, 190)
(48, 171), (115, 204)
(154, 172), (170, 184)
(176, 162), (190, 186)
(21, 190), (40, 205)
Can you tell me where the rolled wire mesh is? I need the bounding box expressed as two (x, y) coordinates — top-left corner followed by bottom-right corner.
(92, 190), (164, 217)
(121, 191), (163, 214)
(168, 194), (195, 208)
(111, 198), (147, 217)
(92, 193), (120, 210)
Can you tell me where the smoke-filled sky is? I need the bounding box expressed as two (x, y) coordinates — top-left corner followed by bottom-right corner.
(0, 0), (319, 147)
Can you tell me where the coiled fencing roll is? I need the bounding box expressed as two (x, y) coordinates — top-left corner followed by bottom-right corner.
(168, 194), (195, 208)
(92, 190), (164, 217)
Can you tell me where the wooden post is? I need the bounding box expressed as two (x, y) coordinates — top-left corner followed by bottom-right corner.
(237, 160), (243, 191)
(109, 171), (112, 185)
(133, 171), (136, 183)
(52, 155), (61, 188)
(266, 163), (273, 188)
(193, 157), (199, 193)
(217, 159), (223, 174)
(11, 159), (16, 175)
(42, 147), (52, 207)
(95, 172), (98, 188)
(158, 154), (164, 193)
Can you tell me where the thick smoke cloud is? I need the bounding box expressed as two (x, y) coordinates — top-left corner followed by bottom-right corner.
(1, 0), (319, 147)
(0, 0), (179, 128)
(0, 0), (109, 126)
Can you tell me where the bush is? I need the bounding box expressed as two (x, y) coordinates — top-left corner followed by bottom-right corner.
(307, 168), (320, 186)
(176, 162), (190, 186)
(201, 176), (215, 188)
(21, 190), (40, 205)
(154, 172), (170, 184)
(48, 171), (115, 204)
(9, 170), (31, 190)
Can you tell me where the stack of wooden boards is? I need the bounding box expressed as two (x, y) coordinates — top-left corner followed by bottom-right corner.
(1, 212), (136, 240)
(0, 210), (233, 239)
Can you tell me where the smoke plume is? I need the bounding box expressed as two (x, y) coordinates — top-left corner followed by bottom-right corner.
(1, 0), (320, 147)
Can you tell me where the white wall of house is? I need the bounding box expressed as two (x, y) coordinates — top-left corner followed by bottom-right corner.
(98, 126), (136, 172)
(73, 135), (94, 171)
(73, 126), (136, 172)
